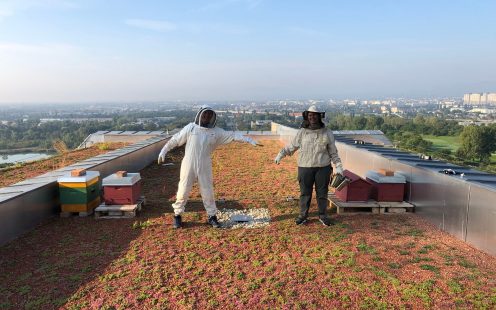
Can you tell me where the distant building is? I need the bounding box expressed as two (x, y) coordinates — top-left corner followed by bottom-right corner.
(463, 92), (496, 106)
(443, 100), (457, 107)
(250, 120), (272, 129)
(391, 106), (403, 114)
(468, 107), (496, 115)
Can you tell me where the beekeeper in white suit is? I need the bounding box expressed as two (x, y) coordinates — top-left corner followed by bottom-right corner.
(158, 105), (258, 228)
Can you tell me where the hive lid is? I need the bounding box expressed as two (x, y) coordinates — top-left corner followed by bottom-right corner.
(366, 170), (406, 184)
(343, 170), (371, 184)
(102, 172), (141, 186)
(57, 171), (100, 183)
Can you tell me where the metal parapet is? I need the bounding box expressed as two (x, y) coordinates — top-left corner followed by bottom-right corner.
(273, 123), (496, 256)
(0, 136), (169, 246)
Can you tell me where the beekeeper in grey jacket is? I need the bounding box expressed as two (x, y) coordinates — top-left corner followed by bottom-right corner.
(274, 105), (343, 226)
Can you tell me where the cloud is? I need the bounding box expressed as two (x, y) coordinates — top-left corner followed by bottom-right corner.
(125, 19), (176, 32)
(184, 22), (250, 35)
(0, 9), (13, 20)
(0, 9), (13, 16)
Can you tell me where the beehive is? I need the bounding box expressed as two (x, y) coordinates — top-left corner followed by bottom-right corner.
(102, 172), (142, 205)
(334, 170), (372, 202)
(58, 170), (101, 212)
(366, 170), (406, 202)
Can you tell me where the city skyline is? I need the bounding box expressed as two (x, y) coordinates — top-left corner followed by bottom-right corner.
(1, 0), (495, 103)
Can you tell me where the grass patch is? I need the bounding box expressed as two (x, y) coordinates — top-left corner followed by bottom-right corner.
(440, 253), (454, 266)
(447, 279), (463, 294)
(406, 228), (424, 237)
(357, 242), (376, 254)
(360, 297), (388, 309)
(132, 220), (152, 230)
(410, 256), (434, 263)
(458, 257), (476, 269)
(418, 244), (435, 254)
(17, 285), (31, 295)
(388, 262), (401, 269)
(402, 279), (435, 307)
(321, 288), (337, 299)
(420, 264), (440, 274)
(422, 135), (461, 152)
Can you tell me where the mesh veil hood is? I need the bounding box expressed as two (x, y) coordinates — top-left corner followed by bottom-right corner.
(194, 105), (217, 128)
(301, 105), (325, 129)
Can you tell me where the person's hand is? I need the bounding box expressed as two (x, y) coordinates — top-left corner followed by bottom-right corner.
(274, 152), (284, 164)
(157, 150), (167, 165)
(335, 163), (344, 175)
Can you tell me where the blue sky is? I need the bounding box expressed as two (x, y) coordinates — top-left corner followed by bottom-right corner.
(0, 0), (495, 103)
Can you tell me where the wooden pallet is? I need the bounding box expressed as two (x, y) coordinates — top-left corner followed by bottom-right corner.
(328, 193), (414, 214)
(60, 210), (94, 217)
(377, 201), (415, 213)
(94, 197), (145, 219)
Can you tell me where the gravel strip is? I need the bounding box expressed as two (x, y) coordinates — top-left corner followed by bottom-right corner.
(217, 208), (270, 229)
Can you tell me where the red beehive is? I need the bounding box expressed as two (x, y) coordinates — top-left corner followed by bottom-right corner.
(366, 170), (406, 202)
(334, 170), (372, 202)
(102, 172), (142, 205)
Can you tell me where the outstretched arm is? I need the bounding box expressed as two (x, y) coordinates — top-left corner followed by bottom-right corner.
(274, 130), (302, 164)
(233, 132), (258, 146)
(158, 123), (192, 164)
(215, 129), (258, 146)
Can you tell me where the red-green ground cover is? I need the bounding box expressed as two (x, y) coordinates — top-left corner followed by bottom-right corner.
(0, 140), (495, 309)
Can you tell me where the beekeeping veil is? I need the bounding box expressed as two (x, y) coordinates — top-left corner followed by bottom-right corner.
(194, 105), (217, 128)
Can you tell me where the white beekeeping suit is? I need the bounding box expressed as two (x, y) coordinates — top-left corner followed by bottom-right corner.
(158, 105), (257, 218)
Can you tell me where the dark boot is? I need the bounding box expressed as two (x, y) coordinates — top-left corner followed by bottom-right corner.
(208, 215), (220, 228)
(319, 216), (334, 226)
(173, 215), (182, 229)
(295, 216), (308, 225)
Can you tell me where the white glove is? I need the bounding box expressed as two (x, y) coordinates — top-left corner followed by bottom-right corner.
(274, 151), (284, 164)
(157, 149), (167, 165)
(335, 163), (344, 175)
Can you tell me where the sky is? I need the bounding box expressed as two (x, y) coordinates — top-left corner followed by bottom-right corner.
(0, 0), (495, 103)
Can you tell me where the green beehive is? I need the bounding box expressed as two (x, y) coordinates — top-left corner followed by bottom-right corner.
(57, 170), (101, 212)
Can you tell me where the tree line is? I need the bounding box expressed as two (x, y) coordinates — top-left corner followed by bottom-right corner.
(327, 114), (496, 171)
(1, 112), (495, 172)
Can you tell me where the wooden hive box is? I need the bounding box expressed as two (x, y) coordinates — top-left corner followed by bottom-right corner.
(334, 170), (372, 202)
(57, 171), (101, 213)
(102, 172), (142, 205)
(366, 170), (406, 202)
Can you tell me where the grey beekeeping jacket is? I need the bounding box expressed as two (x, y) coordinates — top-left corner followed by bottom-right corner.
(280, 128), (342, 168)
